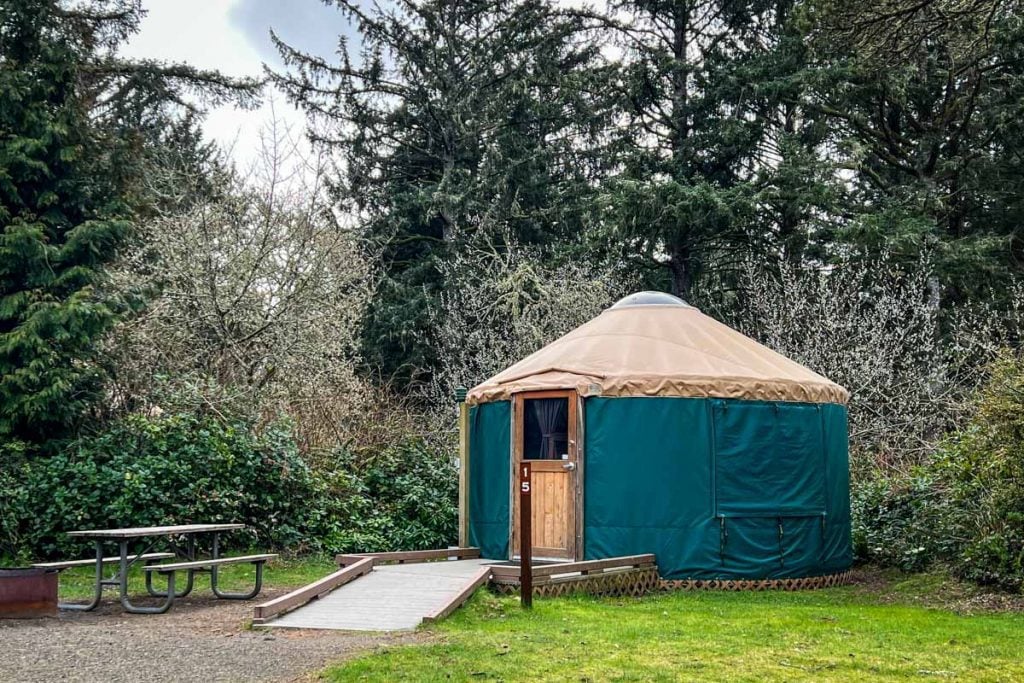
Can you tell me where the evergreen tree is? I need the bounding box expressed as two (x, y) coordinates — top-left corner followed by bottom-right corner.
(595, 0), (795, 300)
(273, 0), (610, 386)
(746, 0), (842, 266)
(808, 0), (1024, 300)
(0, 0), (257, 442)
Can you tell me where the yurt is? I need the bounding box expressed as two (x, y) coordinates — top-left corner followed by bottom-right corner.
(462, 291), (851, 583)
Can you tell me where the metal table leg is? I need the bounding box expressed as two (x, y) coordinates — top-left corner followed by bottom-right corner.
(209, 531), (265, 600)
(59, 540), (107, 611)
(211, 561), (265, 600)
(145, 536), (195, 598)
(118, 540), (176, 614)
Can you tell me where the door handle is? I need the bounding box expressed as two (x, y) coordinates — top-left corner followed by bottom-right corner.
(562, 461), (576, 471)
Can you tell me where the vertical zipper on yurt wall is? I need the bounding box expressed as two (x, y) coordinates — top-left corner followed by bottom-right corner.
(777, 516), (786, 567)
(818, 404), (829, 562)
(709, 399), (721, 518)
(718, 515), (728, 564)
(772, 403), (784, 568)
(711, 400), (727, 565)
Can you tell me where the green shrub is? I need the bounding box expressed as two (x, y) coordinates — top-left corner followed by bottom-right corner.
(850, 351), (1024, 592)
(850, 471), (945, 572)
(322, 438), (458, 553)
(930, 352), (1024, 591)
(0, 440), (32, 559)
(1, 409), (460, 563)
(2, 413), (337, 560)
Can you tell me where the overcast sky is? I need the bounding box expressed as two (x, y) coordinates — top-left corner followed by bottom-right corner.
(121, 0), (355, 166)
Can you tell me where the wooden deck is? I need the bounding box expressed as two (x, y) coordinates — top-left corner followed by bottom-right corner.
(489, 554), (660, 598)
(489, 554), (656, 586)
(256, 551), (659, 632)
(262, 558), (495, 631)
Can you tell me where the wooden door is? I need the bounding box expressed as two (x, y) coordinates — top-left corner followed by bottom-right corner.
(512, 390), (579, 560)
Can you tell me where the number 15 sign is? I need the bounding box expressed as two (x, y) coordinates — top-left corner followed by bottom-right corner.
(519, 461), (532, 608)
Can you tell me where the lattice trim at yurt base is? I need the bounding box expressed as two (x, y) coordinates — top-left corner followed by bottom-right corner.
(660, 571), (853, 592)
(490, 567), (661, 598)
(488, 569), (853, 598)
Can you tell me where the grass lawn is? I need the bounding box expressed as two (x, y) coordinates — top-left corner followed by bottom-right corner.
(56, 553), (337, 601)
(326, 572), (1024, 682)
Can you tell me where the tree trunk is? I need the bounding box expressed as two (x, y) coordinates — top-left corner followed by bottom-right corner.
(668, 4), (693, 302)
(668, 240), (692, 300)
(669, 4), (690, 163)
(778, 102), (805, 264)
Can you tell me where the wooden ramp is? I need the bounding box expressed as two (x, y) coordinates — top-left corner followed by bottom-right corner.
(262, 558), (494, 631)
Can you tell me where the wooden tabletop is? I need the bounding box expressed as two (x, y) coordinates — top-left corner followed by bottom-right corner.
(66, 523), (246, 539)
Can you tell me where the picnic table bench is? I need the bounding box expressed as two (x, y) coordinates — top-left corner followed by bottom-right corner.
(32, 553), (176, 569)
(144, 554), (277, 600)
(34, 524), (276, 614)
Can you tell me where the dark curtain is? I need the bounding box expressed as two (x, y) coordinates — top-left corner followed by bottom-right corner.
(532, 398), (567, 459)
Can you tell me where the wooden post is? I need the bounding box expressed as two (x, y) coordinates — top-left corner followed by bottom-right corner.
(456, 387), (469, 548)
(520, 460), (532, 609)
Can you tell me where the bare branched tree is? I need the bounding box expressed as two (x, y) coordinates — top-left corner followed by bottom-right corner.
(105, 115), (376, 449)
(705, 256), (1023, 472)
(427, 237), (636, 440)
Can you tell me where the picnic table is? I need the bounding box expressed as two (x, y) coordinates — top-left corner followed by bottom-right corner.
(33, 524), (276, 614)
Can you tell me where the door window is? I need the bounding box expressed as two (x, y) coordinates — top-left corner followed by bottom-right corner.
(523, 397), (569, 460)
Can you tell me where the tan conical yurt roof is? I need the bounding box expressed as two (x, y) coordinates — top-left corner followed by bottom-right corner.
(466, 292), (848, 405)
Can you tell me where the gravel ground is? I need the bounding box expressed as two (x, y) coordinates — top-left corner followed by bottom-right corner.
(1, 590), (424, 682)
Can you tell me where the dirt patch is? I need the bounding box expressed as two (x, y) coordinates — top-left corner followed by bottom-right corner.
(846, 566), (1024, 614)
(1, 589), (426, 682)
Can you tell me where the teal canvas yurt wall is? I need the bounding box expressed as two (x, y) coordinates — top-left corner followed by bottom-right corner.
(465, 292), (852, 581)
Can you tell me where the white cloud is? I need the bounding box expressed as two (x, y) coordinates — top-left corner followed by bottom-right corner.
(227, 0), (349, 67)
(122, 1), (600, 168)
(121, 0), (323, 168)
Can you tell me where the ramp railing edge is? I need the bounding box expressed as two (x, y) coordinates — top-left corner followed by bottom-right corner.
(252, 556), (374, 624)
(336, 547), (480, 566)
(422, 565), (493, 623)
